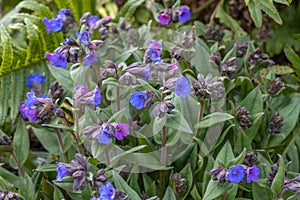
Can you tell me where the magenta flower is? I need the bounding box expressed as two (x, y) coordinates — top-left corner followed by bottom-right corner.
(246, 165), (260, 183)
(158, 13), (171, 25)
(114, 123), (130, 140)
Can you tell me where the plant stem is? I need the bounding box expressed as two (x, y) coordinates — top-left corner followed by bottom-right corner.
(105, 147), (110, 166)
(195, 102), (204, 137)
(55, 128), (69, 162)
(11, 152), (24, 177)
(73, 106), (84, 155)
(160, 126), (167, 196)
(115, 85), (120, 112)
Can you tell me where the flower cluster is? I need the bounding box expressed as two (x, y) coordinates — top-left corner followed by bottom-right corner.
(83, 121), (130, 145)
(44, 9), (74, 34)
(210, 164), (260, 184)
(158, 6), (191, 25)
(74, 84), (102, 110)
(19, 74), (67, 125)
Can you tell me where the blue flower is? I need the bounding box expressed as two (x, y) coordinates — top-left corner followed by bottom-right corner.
(56, 162), (68, 181)
(97, 129), (113, 144)
(26, 73), (45, 88)
(246, 165), (260, 183)
(25, 91), (38, 107)
(227, 165), (244, 183)
(83, 52), (98, 66)
(158, 13), (171, 25)
(86, 16), (99, 27)
(148, 48), (161, 63)
(174, 76), (192, 98)
(178, 7), (191, 23)
(89, 87), (102, 106)
(46, 52), (68, 68)
(43, 17), (63, 34)
(57, 9), (71, 19)
(130, 92), (147, 110)
(99, 182), (115, 200)
(76, 32), (90, 46)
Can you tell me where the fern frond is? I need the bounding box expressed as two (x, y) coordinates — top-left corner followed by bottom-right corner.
(17, 0), (54, 18)
(0, 75), (11, 124)
(115, 0), (145, 21)
(24, 18), (41, 65)
(0, 25), (14, 75)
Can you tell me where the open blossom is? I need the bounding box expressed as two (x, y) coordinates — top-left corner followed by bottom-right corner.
(76, 31), (90, 46)
(83, 52), (98, 66)
(114, 123), (130, 140)
(26, 73), (45, 88)
(46, 52), (68, 68)
(148, 48), (161, 62)
(56, 162), (69, 181)
(44, 9), (73, 34)
(227, 165), (244, 183)
(158, 13), (171, 25)
(97, 129), (114, 144)
(74, 85), (102, 107)
(130, 91), (147, 109)
(99, 182), (115, 200)
(178, 6), (191, 22)
(174, 76), (192, 98)
(86, 15), (99, 27)
(44, 17), (63, 33)
(246, 165), (260, 183)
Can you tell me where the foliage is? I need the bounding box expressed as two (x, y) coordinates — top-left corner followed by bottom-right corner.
(0, 0), (300, 200)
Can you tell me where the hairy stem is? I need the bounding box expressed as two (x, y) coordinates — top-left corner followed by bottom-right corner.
(115, 85), (120, 112)
(11, 152), (24, 177)
(55, 128), (69, 162)
(160, 126), (167, 196)
(105, 147), (110, 166)
(73, 106), (84, 155)
(195, 102), (204, 137)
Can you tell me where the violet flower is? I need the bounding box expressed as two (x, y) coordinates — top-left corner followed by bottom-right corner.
(158, 13), (171, 25)
(174, 76), (192, 98)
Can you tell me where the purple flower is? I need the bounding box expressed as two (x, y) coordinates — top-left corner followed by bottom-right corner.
(148, 48), (161, 62)
(19, 103), (26, 119)
(227, 165), (244, 183)
(97, 129), (114, 144)
(130, 92), (147, 109)
(148, 39), (162, 50)
(83, 52), (98, 66)
(114, 123), (130, 140)
(74, 84), (89, 99)
(56, 162), (69, 181)
(87, 16), (99, 27)
(99, 182), (115, 200)
(45, 52), (68, 68)
(57, 9), (71, 19)
(26, 73), (45, 88)
(178, 7), (191, 23)
(89, 87), (102, 106)
(246, 165), (260, 183)
(76, 32), (90, 46)
(158, 13), (171, 25)
(44, 17), (63, 34)
(174, 76), (192, 98)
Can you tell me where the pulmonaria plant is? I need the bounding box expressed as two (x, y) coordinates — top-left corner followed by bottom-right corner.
(157, 6), (191, 25)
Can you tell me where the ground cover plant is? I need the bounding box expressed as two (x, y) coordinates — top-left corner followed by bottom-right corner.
(0, 0), (300, 199)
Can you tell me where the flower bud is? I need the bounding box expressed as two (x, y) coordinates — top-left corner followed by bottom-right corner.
(268, 77), (284, 96)
(267, 112), (284, 134)
(236, 107), (252, 129)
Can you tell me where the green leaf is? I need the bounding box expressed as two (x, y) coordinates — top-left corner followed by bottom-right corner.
(216, 6), (247, 38)
(252, 180), (273, 200)
(227, 148), (247, 167)
(260, 0), (282, 25)
(163, 186), (176, 200)
(42, 123), (73, 131)
(202, 180), (232, 200)
(112, 170), (141, 199)
(191, 39), (219, 76)
(239, 87), (263, 114)
(0, 166), (20, 187)
(48, 64), (74, 92)
(53, 186), (65, 200)
(190, 185), (202, 200)
(214, 142), (234, 167)
(178, 163), (193, 200)
(273, 0), (290, 5)
(248, 0), (262, 27)
(19, 173), (35, 200)
(33, 127), (61, 154)
(271, 155), (285, 195)
(195, 112), (234, 129)
(284, 45), (300, 76)
(12, 117), (29, 166)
